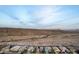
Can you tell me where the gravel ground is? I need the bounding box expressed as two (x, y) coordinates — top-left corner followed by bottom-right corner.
(0, 45), (79, 54)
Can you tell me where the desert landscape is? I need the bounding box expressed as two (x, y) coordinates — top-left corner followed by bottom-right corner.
(0, 28), (79, 54)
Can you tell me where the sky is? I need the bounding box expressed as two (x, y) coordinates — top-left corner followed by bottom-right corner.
(0, 5), (79, 30)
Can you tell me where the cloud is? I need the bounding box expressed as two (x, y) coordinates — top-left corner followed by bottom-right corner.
(0, 5), (79, 29)
(33, 6), (62, 26)
(0, 12), (22, 27)
(12, 7), (32, 25)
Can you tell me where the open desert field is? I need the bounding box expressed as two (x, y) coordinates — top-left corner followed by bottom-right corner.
(0, 28), (79, 54)
(0, 28), (79, 46)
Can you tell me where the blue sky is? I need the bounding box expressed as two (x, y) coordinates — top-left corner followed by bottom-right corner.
(0, 5), (79, 30)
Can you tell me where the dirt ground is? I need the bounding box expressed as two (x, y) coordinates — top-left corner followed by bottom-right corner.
(0, 33), (79, 46)
(0, 28), (79, 46)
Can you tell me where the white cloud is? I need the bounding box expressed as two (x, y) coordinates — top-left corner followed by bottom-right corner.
(14, 7), (32, 25)
(1, 6), (78, 29)
(0, 12), (22, 27)
(33, 6), (62, 26)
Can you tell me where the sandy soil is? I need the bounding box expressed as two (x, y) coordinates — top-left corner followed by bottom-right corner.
(0, 33), (79, 46)
(0, 28), (79, 46)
